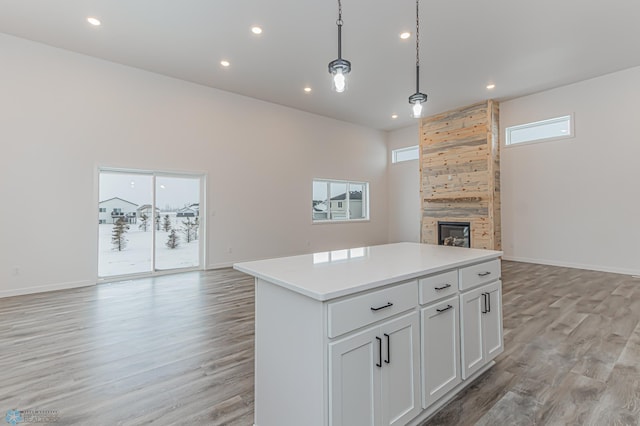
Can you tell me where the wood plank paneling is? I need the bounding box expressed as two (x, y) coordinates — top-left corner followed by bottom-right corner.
(419, 100), (501, 250)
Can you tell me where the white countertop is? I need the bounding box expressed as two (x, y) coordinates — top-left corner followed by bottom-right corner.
(234, 242), (503, 301)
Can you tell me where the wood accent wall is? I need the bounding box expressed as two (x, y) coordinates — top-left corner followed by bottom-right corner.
(420, 100), (501, 250)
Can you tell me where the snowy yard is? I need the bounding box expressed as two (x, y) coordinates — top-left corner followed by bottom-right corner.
(98, 213), (199, 277)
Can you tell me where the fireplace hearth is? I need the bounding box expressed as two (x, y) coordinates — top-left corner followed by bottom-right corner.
(438, 221), (470, 248)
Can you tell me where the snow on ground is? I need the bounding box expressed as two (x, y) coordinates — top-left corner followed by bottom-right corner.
(98, 213), (199, 277)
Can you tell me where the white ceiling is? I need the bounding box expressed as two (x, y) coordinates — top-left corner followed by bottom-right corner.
(1, 0), (639, 131)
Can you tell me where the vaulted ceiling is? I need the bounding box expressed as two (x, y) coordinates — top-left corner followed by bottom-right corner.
(2, 0), (639, 130)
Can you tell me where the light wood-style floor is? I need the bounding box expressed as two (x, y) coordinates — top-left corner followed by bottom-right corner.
(0, 270), (255, 425)
(424, 261), (640, 426)
(1, 261), (639, 425)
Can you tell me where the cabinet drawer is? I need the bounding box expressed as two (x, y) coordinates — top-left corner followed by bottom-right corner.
(419, 270), (458, 305)
(328, 281), (418, 338)
(459, 259), (501, 291)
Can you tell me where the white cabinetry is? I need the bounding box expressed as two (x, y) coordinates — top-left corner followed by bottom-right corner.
(460, 280), (503, 379)
(420, 295), (461, 408)
(329, 326), (379, 426)
(234, 243), (503, 426)
(330, 311), (421, 426)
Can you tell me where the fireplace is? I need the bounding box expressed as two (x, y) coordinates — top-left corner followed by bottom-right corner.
(438, 221), (470, 248)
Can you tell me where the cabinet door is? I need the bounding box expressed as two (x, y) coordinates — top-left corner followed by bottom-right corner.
(380, 312), (421, 426)
(329, 327), (381, 426)
(460, 286), (485, 379)
(483, 281), (503, 361)
(421, 296), (461, 408)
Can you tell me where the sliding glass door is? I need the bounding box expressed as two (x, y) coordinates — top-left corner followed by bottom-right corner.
(98, 172), (153, 276)
(98, 169), (203, 278)
(155, 175), (200, 271)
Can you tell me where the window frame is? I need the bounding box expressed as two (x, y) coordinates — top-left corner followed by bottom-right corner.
(505, 114), (574, 147)
(392, 145), (420, 163)
(97, 167), (206, 280)
(312, 179), (369, 224)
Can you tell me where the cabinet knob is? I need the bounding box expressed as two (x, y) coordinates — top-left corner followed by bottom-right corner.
(434, 283), (451, 291)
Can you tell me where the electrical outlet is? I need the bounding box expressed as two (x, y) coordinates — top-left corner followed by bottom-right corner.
(227, 247), (233, 254)
(12, 267), (19, 276)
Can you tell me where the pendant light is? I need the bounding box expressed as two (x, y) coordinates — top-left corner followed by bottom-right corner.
(328, 0), (351, 93)
(408, 0), (427, 117)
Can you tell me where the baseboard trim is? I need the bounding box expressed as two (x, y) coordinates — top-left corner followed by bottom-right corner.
(502, 256), (640, 276)
(0, 280), (95, 299)
(206, 262), (235, 270)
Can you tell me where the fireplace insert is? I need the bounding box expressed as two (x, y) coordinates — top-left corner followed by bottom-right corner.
(438, 221), (470, 248)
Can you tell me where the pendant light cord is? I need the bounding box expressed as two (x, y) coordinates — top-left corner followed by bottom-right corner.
(415, 0), (420, 92)
(337, 0), (343, 59)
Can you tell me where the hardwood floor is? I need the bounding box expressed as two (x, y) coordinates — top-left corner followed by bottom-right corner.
(1, 261), (639, 425)
(423, 261), (640, 426)
(0, 270), (255, 426)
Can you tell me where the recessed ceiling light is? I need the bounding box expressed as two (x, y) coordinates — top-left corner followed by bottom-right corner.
(251, 26), (263, 35)
(486, 84), (496, 90)
(400, 32), (411, 39)
(304, 87), (312, 93)
(220, 60), (230, 67)
(87, 17), (101, 26)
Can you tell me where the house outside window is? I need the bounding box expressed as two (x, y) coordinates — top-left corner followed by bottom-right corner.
(312, 179), (369, 222)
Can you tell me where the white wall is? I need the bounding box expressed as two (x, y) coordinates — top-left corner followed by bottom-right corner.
(500, 66), (640, 275)
(0, 34), (388, 297)
(386, 125), (421, 243)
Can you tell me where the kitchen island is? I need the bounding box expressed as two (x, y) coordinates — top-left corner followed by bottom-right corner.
(234, 242), (503, 426)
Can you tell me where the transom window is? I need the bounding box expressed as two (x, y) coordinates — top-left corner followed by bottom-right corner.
(312, 179), (369, 222)
(392, 145), (419, 163)
(505, 115), (573, 146)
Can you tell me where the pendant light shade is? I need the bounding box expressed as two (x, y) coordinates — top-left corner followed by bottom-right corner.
(328, 0), (351, 93)
(409, 0), (428, 117)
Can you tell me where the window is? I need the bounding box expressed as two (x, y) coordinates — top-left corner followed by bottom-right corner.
(312, 179), (369, 222)
(99, 207), (106, 213)
(392, 145), (419, 163)
(505, 115), (572, 146)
